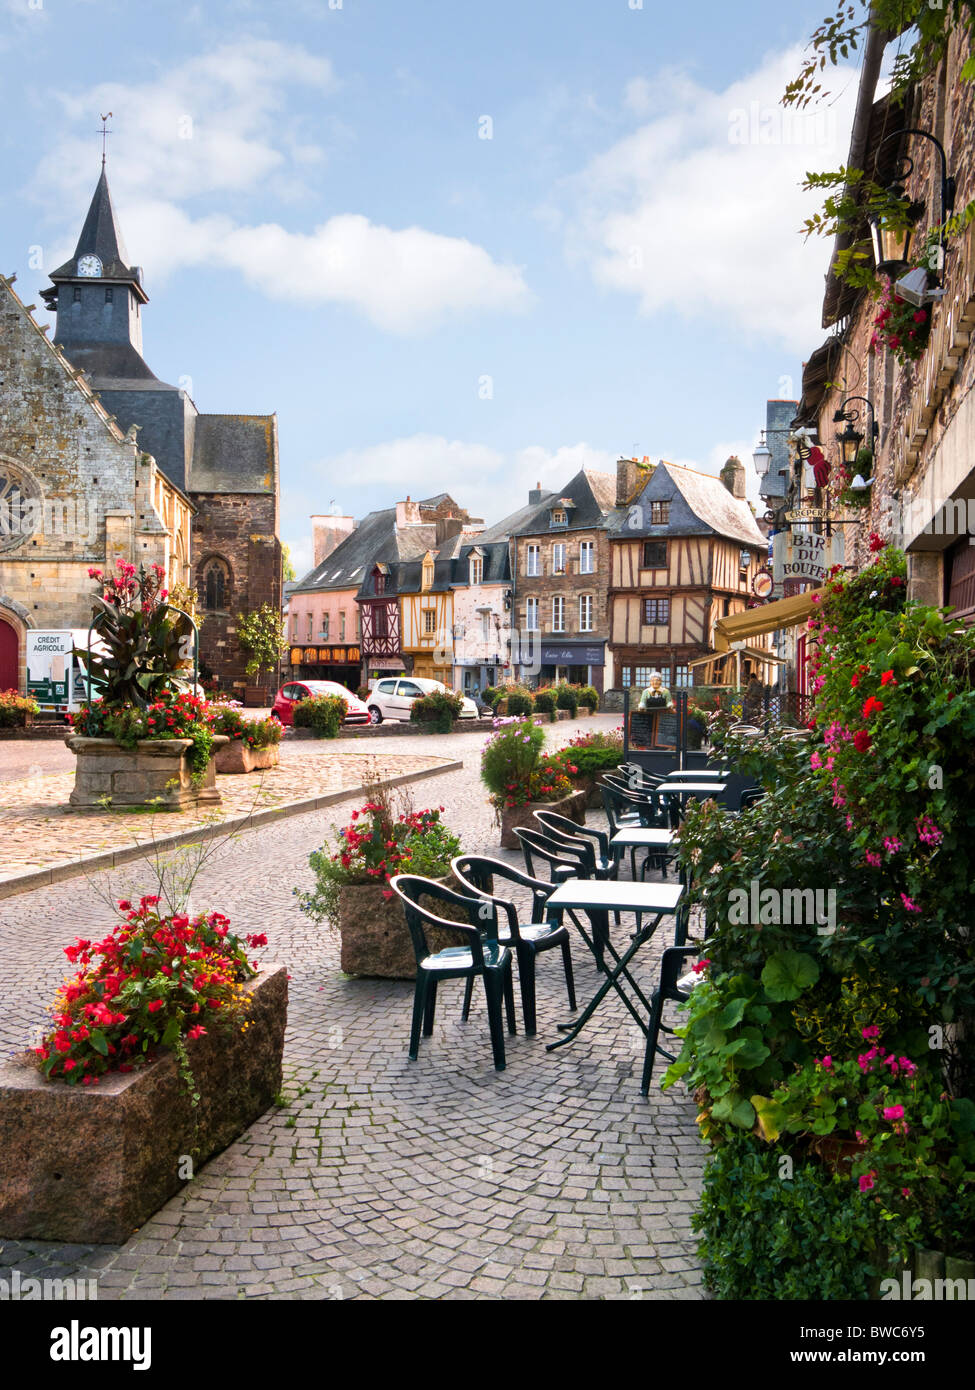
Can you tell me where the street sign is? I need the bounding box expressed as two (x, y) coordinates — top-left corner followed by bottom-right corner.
(784, 507), (828, 522)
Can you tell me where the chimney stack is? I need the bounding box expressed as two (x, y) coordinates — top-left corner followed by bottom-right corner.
(435, 516), (464, 545)
(616, 457), (645, 506)
(528, 480), (544, 506)
(395, 497), (422, 527)
(720, 455), (746, 500)
(310, 513), (356, 568)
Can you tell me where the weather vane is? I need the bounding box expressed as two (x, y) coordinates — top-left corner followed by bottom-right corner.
(97, 112), (113, 168)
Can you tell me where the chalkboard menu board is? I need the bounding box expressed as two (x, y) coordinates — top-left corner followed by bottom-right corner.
(654, 711), (678, 748)
(630, 710), (678, 749)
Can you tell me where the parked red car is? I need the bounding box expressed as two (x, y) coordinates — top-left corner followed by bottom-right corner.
(270, 680), (371, 727)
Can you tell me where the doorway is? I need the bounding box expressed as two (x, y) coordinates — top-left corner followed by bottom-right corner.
(0, 618), (19, 692)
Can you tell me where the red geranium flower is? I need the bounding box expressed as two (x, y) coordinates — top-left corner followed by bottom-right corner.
(853, 730), (872, 752)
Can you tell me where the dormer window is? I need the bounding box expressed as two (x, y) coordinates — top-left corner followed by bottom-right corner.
(422, 558), (435, 590)
(550, 508), (568, 528)
(469, 555), (483, 585)
(650, 501), (670, 525)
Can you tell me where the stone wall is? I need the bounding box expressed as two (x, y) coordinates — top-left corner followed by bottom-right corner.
(511, 528), (610, 686)
(193, 492), (282, 692)
(816, 25), (975, 603)
(0, 278), (184, 670)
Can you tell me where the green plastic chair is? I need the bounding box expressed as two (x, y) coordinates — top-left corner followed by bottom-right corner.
(389, 874), (517, 1071)
(451, 854), (576, 1036)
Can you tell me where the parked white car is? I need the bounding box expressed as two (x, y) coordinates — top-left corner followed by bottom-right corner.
(366, 677), (478, 724)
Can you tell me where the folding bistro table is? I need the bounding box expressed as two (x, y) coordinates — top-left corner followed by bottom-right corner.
(542, 878), (684, 1051)
(610, 825), (679, 879)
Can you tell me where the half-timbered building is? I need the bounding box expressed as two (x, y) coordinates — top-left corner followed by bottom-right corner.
(608, 456), (771, 691)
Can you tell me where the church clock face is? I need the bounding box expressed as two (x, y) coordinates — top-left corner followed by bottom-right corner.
(77, 255), (102, 277)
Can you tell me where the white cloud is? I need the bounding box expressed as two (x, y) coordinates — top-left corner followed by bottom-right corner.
(38, 40), (336, 210)
(285, 435), (615, 549)
(34, 40), (530, 334)
(564, 47), (858, 351)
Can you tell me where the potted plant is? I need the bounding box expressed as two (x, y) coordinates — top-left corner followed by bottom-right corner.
(237, 603), (289, 707)
(578, 685), (599, 715)
(869, 270), (933, 367)
(555, 682), (579, 720)
(533, 688), (557, 722)
(292, 693), (347, 739)
(0, 896), (285, 1244)
(480, 717), (585, 848)
(409, 686), (463, 733)
(211, 700), (282, 772)
(67, 562), (227, 809)
(563, 727), (624, 806)
(296, 777), (466, 978)
(0, 690), (39, 733)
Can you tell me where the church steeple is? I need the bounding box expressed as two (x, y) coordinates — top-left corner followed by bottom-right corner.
(69, 168), (133, 280)
(42, 165), (155, 382)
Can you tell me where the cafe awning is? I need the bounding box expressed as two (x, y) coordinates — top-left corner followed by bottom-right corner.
(687, 645), (788, 670)
(712, 587), (825, 652)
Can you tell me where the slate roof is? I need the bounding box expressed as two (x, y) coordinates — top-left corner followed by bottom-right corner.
(480, 468), (616, 540)
(391, 538), (511, 595)
(607, 461), (765, 549)
(189, 415), (277, 494)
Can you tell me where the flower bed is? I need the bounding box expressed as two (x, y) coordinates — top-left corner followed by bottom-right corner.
(665, 545), (975, 1297)
(409, 687), (463, 733)
(0, 899), (285, 1243)
(563, 727), (624, 806)
(0, 690), (38, 729)
(211, 701), (281, 772)
(293, 693), (347, 738)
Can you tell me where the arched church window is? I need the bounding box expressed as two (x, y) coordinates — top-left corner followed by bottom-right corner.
(200, 557), (231, 612)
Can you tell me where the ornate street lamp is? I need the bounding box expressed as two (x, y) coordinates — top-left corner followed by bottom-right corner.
(752, 432), (772, 477)
(834, 395), (879, 485)
(869, 128), (956, 280)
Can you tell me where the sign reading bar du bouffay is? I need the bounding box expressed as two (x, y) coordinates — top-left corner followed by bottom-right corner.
(772, 531), (844, 588)
(290, 645), (361, 666)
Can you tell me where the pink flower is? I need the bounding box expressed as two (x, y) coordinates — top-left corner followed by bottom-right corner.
(817, 1056), (833, 1070)
(188, 1025), (207, 1040)
(864, 851), (882, 868)
(883, 836), (902, 854)
(809, 751), (823, 770)
(862, 1025), (881, 1040)
(883, 1105), (905, 1121)
(900, 893), (921, 913)
(858, 1171), (876, 1193)
(691, 958), (712, 976)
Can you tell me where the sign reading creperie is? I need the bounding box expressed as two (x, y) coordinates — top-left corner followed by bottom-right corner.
(290, 646), (361, 666)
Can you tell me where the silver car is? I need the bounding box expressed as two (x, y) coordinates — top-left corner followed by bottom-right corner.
(366, 677), (478, 724)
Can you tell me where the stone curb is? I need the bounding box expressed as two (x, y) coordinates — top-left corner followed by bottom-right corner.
(0, 758), (463, 902)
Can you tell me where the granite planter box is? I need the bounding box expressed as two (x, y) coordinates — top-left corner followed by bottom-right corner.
(214, 740), (280, 774)
(66, 735), (229, 810)
(0, 965), (287, 1245)
(338, 876), (468, 980)
(499, 788), (586, 850)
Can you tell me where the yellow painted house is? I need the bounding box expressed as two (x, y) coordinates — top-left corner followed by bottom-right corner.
(395, 548), (455, 683)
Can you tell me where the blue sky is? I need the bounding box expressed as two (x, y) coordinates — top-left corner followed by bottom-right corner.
(2, 0), (862, 575)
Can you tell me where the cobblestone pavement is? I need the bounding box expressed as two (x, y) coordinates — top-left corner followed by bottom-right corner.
(0, 740), (454, 889)
(0, 717), (707, 1300)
